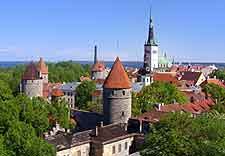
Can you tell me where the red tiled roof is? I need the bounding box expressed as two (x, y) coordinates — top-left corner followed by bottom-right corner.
(156, 99), (214, 114)
(153, 72), (178, 84)
(180, 71), (202, 82)
(206, 79), (225, 88)
(37, 57), (48, 74)
(182, 91), (206, 103)
(22, 62), (39, 80)
(103, 57), (131, 89)
(91, 61), (105, 72)
(135, 111), (167, 123)
(52, 89), (64, 97)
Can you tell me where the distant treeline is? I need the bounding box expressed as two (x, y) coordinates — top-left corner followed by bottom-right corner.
(0, 61), (91, 94)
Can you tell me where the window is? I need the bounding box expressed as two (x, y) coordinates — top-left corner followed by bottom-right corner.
(122, 90), (125, 95)
(77, 150), (81, 156)
(112, 146), (116, 154)
(118, 144), (122, 152)
(125, 142), (128, 150)
(112, 91), (114, 96)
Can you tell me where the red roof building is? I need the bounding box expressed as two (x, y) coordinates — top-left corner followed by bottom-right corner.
(37, 57), (48, 74)
(103, 57), (131, 89)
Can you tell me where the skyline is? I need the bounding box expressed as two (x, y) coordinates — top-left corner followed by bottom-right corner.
(0, 0), (225, 62)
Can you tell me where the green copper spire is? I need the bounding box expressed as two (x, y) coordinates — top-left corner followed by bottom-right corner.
(147, 12), (157, 46)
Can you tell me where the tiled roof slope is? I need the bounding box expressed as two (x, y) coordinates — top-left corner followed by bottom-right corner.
(103, 57), (131, 89)
(22, 62), (39, 80)
(153, 72), (178, 84)
(52, 89), (64, 97)
(180, 71), (202, 82)
(91, 61), (105, 72)
(37, 57), (48, 74)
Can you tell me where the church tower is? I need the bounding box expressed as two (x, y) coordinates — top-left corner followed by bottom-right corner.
(144, 13), (159, 72)
(103, 57), (132, 124)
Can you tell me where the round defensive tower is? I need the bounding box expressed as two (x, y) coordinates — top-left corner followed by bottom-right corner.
(103, 57), (132, 124)
(21, 62), (43, 98)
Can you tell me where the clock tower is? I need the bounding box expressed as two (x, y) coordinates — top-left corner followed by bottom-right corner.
(144, 14), (159, 72)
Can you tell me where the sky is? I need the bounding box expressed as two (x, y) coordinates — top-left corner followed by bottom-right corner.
(0, 0), (225, 62)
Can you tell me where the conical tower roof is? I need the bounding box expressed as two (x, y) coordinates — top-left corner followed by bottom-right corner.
(37, 57), (48, 74)
(22, 62), (39, 80)
(103, 57), (131, 89)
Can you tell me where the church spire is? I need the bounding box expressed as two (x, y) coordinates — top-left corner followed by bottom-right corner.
(147, 12), (157, 46)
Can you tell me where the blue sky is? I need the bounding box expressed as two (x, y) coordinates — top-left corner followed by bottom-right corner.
(0, 0), (225, 62)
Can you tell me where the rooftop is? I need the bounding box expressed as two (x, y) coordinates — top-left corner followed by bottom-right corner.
(22, 62), (39, 80)
(103, 57), (131, 89)
(37, 57), (48, 74)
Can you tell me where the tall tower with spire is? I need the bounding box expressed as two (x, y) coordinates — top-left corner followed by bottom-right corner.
(144, 13), (159, 71)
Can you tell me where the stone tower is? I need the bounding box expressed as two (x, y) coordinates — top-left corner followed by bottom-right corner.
(103, 57), (132, 124)
(21, 62), (43, 98)
(37, 57), (48, 83)
(144, 13), (159, 72)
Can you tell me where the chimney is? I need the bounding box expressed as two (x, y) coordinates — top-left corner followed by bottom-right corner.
(95, 126), (98, 136)
(94, 45), (97, 64)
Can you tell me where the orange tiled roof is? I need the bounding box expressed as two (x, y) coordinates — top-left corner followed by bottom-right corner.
(156, 99), (215, 114)
(153, 72), (178, 84)
(22, 62), (39, 80)
(52, 89), (64, 97)
(37, 57), (48, 74)
(91, 61), (105, 72)
(103, 57), (131, 89)
(207, 79), (225, 88)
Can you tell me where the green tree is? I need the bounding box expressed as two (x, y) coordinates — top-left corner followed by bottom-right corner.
(141, 112), (225, 156)
(210, 69), (225, 81)
(0, 80), (13, 101)
(133, 81), (188, 114)
(50, 99), (70, 129)
(204, 83), (225, 113)
(0, 135), (7, 156)
(76, 80), (96, 109)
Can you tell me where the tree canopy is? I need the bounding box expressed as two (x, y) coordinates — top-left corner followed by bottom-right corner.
(132, 81), (188, 116)
(204, 83), (225, 113)
(210, 69), (225, 81)
(141, 112), (225, 156)
(75, 80), (96, 109)
(0, 80), (73, 156)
